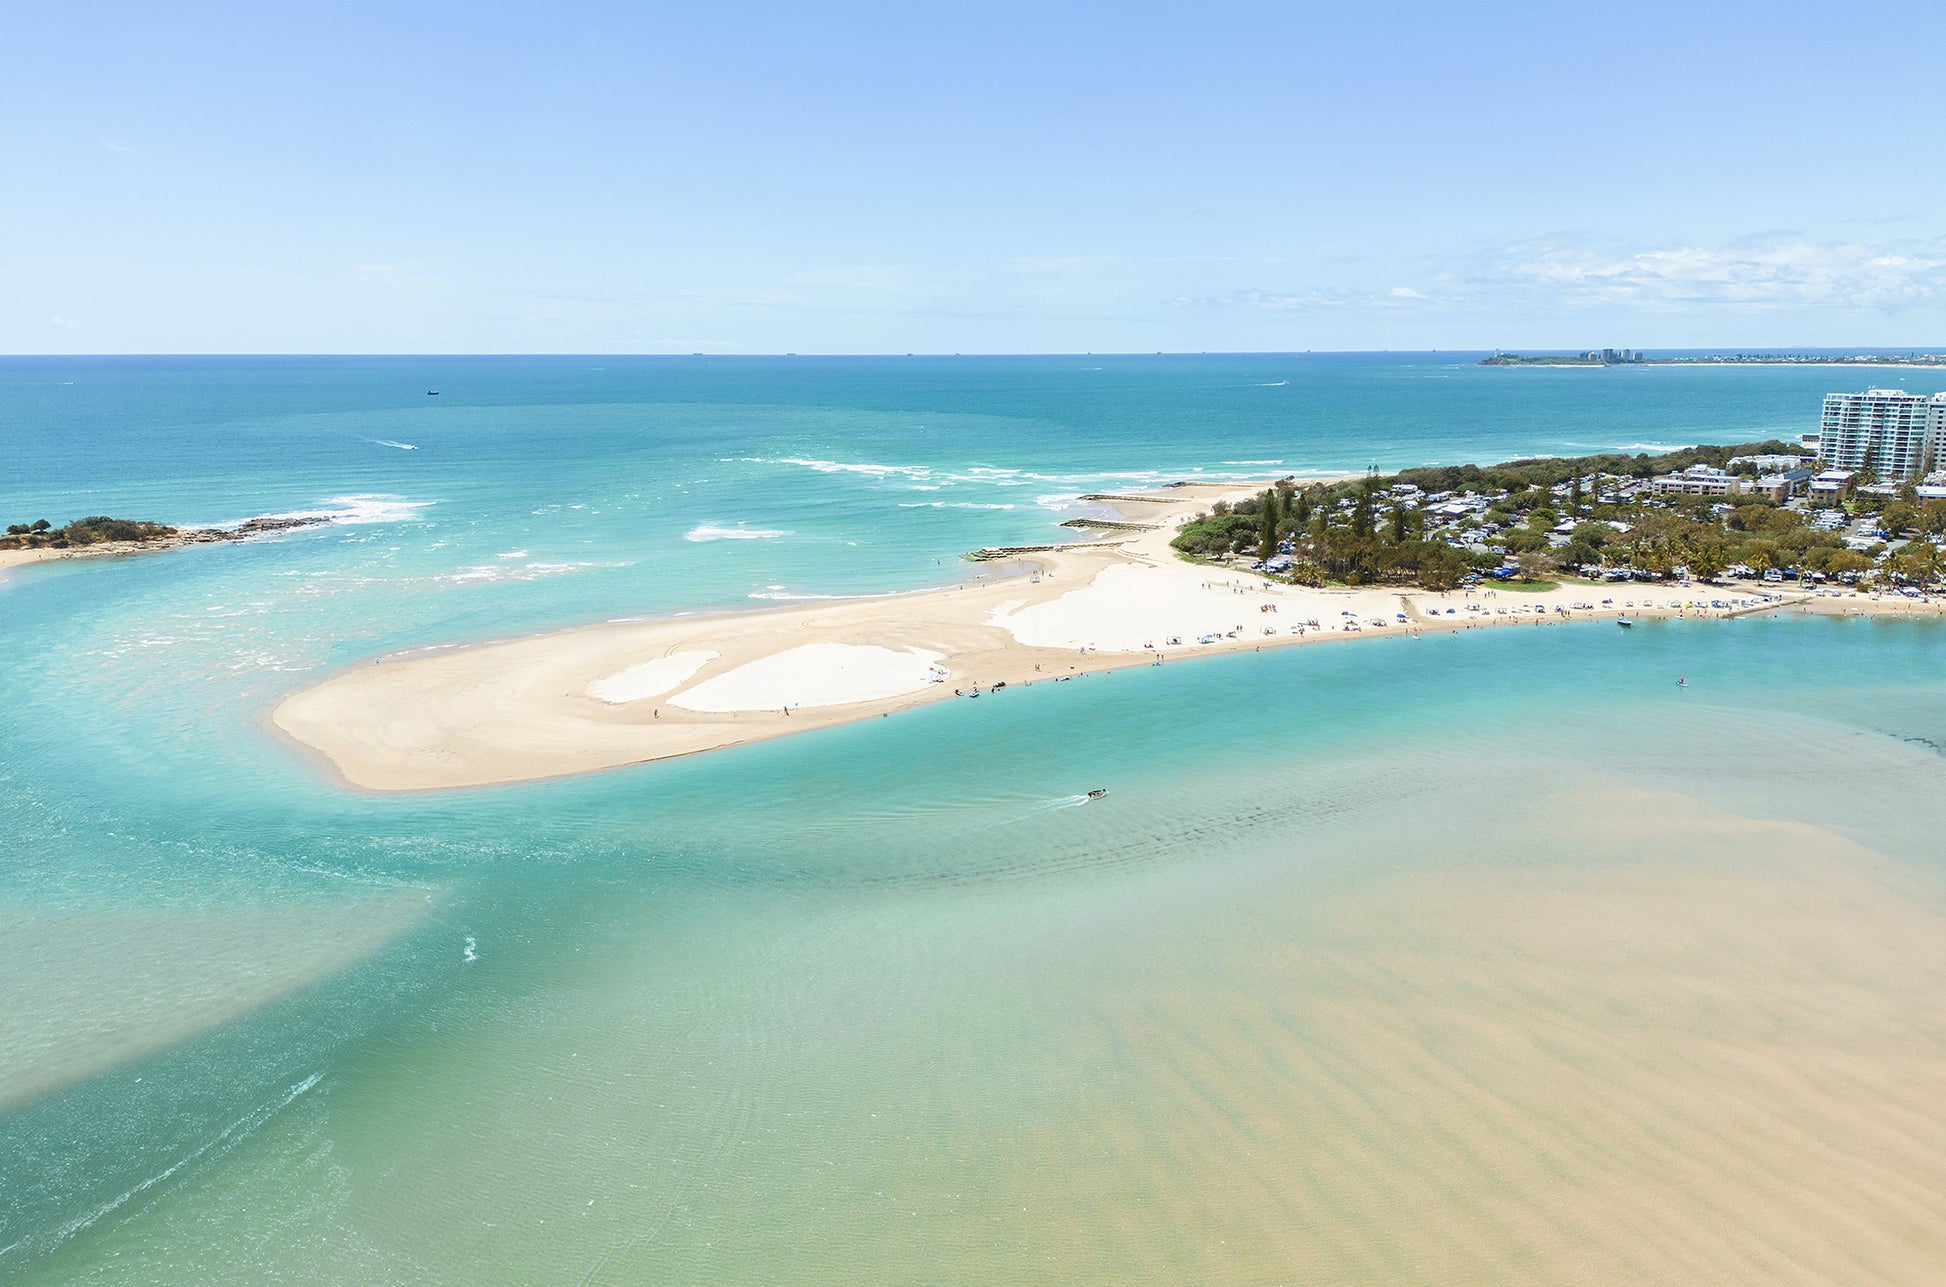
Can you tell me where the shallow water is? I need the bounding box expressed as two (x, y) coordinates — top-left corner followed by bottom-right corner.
(5, 358), (1946, 1281)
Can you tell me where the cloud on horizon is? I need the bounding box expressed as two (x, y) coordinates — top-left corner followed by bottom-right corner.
(1191, 234), (1946, 316)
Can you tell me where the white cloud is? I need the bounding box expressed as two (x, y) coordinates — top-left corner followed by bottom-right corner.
(1471, 236), (1946, 311)
(1192, 235), (1946, 316)
(1181, 285), (1438, 311)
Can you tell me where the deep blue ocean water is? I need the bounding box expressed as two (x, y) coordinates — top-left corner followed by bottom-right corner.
(4, 355), (1945, 1281)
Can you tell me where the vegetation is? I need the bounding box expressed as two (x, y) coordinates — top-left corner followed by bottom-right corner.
(1172, 442), (1946, 593)
(1, 516), (177, 550)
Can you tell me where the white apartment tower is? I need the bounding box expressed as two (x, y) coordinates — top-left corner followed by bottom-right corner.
(1816, 388), (1945, 480)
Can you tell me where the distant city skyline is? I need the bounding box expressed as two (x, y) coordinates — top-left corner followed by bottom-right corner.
(6, 1), (1944, 355)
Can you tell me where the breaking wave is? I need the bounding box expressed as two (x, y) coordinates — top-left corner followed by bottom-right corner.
(685, 524), (791, 542)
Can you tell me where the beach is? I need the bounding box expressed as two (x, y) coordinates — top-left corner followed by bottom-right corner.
(269, 480), (1941, 792)
(11, 355), (1946, 1282)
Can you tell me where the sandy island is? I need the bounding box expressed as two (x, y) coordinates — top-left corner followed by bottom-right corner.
(267, 480), (1946, 792)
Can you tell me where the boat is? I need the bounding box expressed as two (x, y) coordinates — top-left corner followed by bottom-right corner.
(427, 390), (440, 396)
(1617, 617), (1633, 628)
(1086, 789), (1109, 800)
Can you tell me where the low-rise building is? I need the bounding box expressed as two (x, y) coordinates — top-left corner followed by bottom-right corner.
(1651, 465), (1742, 496)
(1742, 474), (1797, 502)
(1728, 453), (1815, 473)
(1809, 468), (1855, 502)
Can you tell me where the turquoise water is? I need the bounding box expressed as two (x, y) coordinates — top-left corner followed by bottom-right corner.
(5, 357), (1946, 1281)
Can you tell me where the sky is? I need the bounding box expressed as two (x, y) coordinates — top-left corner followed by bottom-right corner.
(4, 0), (1945, 354)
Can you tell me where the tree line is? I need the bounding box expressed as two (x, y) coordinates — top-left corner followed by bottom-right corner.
(2, 517), (178, 550)
(1171, 441), (1946, 591)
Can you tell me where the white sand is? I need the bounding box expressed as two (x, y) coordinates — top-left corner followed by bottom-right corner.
(670, 643), (946, 712)
(586, 650), (718, 703)
(990, 561), (1406, 650)
(277, 476), (1924, 793)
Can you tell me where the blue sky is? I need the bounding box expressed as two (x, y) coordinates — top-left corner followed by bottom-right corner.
(5, 1), (1944, 353)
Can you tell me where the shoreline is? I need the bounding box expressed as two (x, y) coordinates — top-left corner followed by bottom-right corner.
(0, 516), (330, 583)
(270, 482), (1946, 793)
(1482, 359), (1946, 370)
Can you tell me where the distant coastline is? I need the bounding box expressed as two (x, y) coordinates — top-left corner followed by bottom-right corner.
(1482, 350), (1946, 368)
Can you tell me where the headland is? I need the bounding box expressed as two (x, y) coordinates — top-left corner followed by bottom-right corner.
(0, 514), (330, 582)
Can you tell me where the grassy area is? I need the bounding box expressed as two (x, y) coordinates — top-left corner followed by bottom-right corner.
(1489, 578), (1560, 593)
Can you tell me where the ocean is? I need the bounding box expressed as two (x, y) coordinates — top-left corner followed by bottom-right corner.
(4, 354), (1945, 1282)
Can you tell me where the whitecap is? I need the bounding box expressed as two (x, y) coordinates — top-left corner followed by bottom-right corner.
(437, 560), (620, 584)
(212, 494), (435, 529)
(896, 501), (1016, 510)
(770, 456), (934, 480)
(746, 589), (855, 602)
(684, 523), (790, 542)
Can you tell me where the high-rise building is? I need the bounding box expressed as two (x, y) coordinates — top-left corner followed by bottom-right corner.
(1816, 389), (1945, 480)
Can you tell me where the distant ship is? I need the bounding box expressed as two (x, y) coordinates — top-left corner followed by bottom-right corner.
(427, 390), (439, 396)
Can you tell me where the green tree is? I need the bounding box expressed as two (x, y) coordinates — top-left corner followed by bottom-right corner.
(1351, 481), (1375, 538)
(1291, 490), (1313, 528)
(1826, 550), (1872, 578)
(1686, 541), (1726, 582)
(1502, 528), (1548, 554)
(1514, 549), (1554, 582)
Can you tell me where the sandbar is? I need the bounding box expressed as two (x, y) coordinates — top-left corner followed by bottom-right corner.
(271, 481), (1946, 792)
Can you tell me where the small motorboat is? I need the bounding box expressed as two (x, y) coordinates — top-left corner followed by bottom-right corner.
(1086, 789), (1109, 800)
(1617, 617), (1633, 629)
(427, 389), (440, 396)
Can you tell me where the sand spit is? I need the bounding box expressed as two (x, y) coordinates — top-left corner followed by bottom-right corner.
(272, 481), (1946, 792)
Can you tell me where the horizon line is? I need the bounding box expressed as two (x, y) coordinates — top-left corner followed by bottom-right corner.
(6, 345), (1946, 360)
